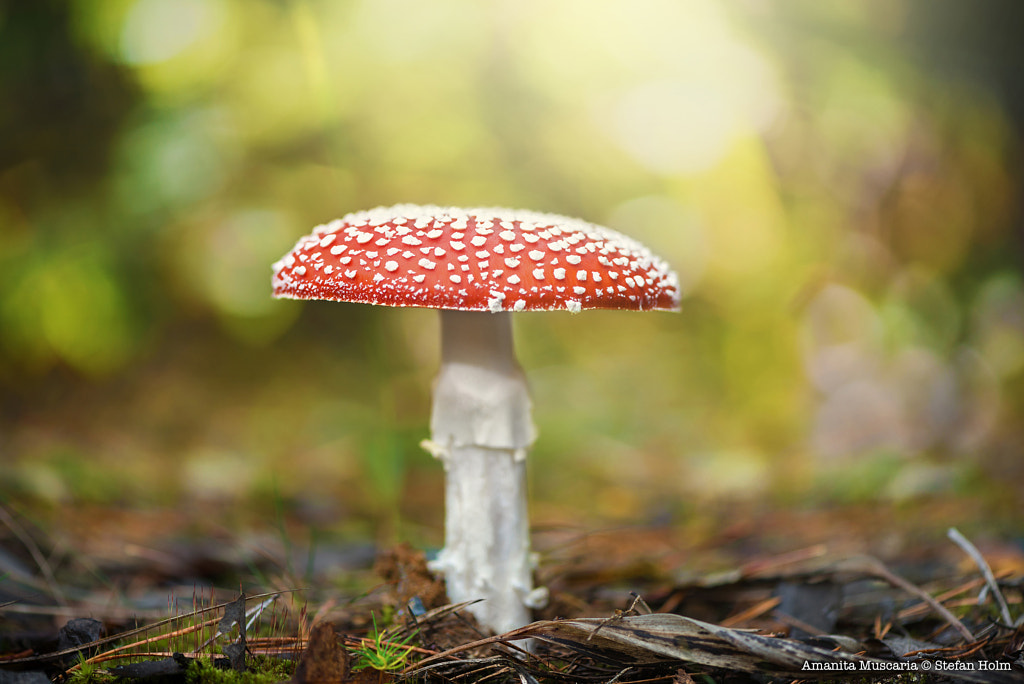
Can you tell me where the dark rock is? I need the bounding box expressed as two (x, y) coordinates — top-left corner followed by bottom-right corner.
(57, 618), (104, 651)
(0, 672), (50, 684)
(109, 653), (191, 683)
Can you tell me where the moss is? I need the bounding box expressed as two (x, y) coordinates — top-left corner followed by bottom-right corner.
(186, 656), (295, 684)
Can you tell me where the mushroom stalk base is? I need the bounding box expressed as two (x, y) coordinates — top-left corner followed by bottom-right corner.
(425, 310), (544, 636)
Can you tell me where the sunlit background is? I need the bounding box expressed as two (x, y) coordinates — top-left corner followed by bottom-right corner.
(1, 1), (1021, 554)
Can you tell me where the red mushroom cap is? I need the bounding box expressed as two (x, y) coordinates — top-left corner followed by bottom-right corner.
(272, 205), (680, 313)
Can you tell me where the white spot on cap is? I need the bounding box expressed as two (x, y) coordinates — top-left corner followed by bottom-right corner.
(387, 248), (400, 256)
(345, 270), (357, 278)
(566, 254), (581, 265)
(576, 270), (587, 281)
(553, 268), (566, 280)
(413, 274), (426, 283)
(470, 235), (487, 247)
(499, 230), (516, 241)
(508, 274), (521, 284)
(573, 286), (586, 295)
(373, 273), (384, 283)
(509, 243), (525, 252)
(319, 234), (336, 248)
(475, 250), (490, 259)
(339, 256), (352, 265)
(566, 300), (581, 313)
(426, 229), (443, 239)
(609, 271), (619, 279)
(450, 274), (462, 284)
(450, 241), (465, 251)
(356, 232), (373, 244)
(505, 257), (520, 268)
(419, 258), (436, 270)
(522, 233), (539, 244)
(293, 265), (307, 276)
(402, 235), (422, 246)
(528, 250), (544, 261)
(513, 299), (526, 312)
(487, 294), (505, 312)
(532, 268), (545, 280)
(374, 238), (389, 246)
(434, 247), (446, 257)
(385, 260), (399, 272)
(593, 272), (602, 282)
(493, 244), (505, 254)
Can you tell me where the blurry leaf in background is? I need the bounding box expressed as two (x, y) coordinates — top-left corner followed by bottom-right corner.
(1, 238), (138, 376)
(112, 108), (237, 218)
(171, 208), (301, 345)
(114, 0), (236, 100)
(972, 274), (1024, 379)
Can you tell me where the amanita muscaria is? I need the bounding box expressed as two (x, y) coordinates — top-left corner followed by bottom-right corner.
(273, 205), (679, 634)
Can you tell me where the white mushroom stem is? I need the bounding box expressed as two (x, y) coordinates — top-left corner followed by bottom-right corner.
(424, 310), (546, 635)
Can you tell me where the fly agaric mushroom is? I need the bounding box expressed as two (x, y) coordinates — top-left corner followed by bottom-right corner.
(272, 205), (679, 635)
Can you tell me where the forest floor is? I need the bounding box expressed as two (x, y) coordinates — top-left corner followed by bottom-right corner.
(0, 498), (1021, 683)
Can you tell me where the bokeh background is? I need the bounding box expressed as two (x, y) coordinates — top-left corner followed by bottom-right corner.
(1, 1), (1022, 559)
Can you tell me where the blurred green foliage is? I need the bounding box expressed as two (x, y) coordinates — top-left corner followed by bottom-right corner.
(1, 0), (1021, 537)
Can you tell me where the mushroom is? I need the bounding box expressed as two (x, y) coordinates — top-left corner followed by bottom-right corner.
(272, 205), (679, 635)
